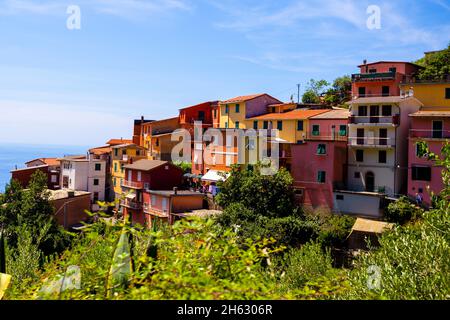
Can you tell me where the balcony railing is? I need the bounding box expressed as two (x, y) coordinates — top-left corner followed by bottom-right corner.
(121, 180), (144, 189)
(143, 203), (169, 217)
(307, 133), (348, 141)
(352, 71), (396, 82)
(348, 137), (395, 147)
(409, 129), (450, 139)
(120, 200), (142, 210)
(349, 115), (399, 125)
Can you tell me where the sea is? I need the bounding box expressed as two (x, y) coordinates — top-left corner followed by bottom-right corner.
(0, 143), (90, 193)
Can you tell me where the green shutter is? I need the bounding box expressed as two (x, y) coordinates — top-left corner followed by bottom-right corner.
(277, 121), (283, 131)
(339, 125), (347, 136)
(235, 104), (240, 113)
(253, 121), (258, 130)
(312, 125), (320, 136)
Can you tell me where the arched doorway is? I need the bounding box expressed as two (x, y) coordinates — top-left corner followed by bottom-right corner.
(365, 172), (375, 192)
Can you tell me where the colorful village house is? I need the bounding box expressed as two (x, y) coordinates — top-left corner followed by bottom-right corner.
(11, 157), (61, 190)
(291, 108), (350, 211)
(399, 78), (450, 207)
(148, 117), (180, 161)
(120, 159), (184, 227)
(334, 61), (424, 219)
(110, 143), (147, 202)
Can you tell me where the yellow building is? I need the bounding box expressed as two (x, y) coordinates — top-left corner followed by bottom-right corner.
(400, 81), (450, 108)
(219, 94), (281, 129)
(248, 109), (331, 143)
(111, 143), (147, 198)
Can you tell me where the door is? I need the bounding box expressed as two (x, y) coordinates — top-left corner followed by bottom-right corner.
(432, 121), (443, 138)
(162, 198), (168, 213)
(365, 172), (375, 192)
(357, 128), (365, 145)
(370, 105), (379, 123)
(379, 128), (388, 146)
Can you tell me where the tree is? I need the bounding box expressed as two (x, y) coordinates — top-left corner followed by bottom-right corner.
(324, 75), (352, 106)
(415, 44), (450, 80)
(302, 79), (329, 104)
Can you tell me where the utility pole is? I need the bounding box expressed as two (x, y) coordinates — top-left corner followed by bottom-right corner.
(297, 84), (301, 104)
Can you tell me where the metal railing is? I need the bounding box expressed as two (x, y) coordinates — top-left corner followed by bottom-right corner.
(409, 129), (450, 139)
(120, 200), (142, 210)
(348, 137), (395, 147)
(349, 115), (399, 125)
(121, 180), (143, 189)
(352, 71), (396, 81)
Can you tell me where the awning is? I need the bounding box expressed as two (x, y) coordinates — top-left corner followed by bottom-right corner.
(126, 193), (136, 199)
(201, 170), (229, 182)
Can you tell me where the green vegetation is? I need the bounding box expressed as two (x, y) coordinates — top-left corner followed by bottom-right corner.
(301, 76), (352, 107)
(1, 142), (449, 300)
(415, 43), (450, 80)
(385, 196), (424, 225)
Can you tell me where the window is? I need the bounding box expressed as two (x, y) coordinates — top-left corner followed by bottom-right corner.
(277, 121), (283, 131)
(312, 125), (320, 136)
(121, 164), (124, 173)
(297, 120), (304, 131)
(433, 120), (443, 138)
(93, 179), (99, 186)
(235, 104), (240, 113)
(416, 142), (428, 158)
(358, 87), (366, 97)
(151, 195), (156, 207)
(114, 163), (118, 172)
(336, 194), (344, 200)
(382, 105), (392, 116)
(114, 149), (118, 157)
(93, 192), (99, 202)
(263, 121), (269, 129)
(369, 68), (377, 73)
(389, 67), (397, 73)
(317, 144), (326, 155)
(356, 150), (364, 162)
(137, 171), (142, 182)
(155, 139), (159, 147)
(317, 171), (326, 183)
(51, 175), (57, 183)
(225, 122), (228, 128)
(213, 109), (217, 118)
(122, 149), (126, 155)
(358, 105), (367, 117)
(354, 172), (361, 178)
(95, 163), (101, 171)
(446, 88), (450, 99)
(225, 104), (229, 114)
(382, 86), (390, 97)
(378, 150), (387, 163)
(137, 150), (141, 156)
(198, 111), (205, 121)
(253, 121), (258, 130)
(339, 125), (347, 136)
(271, 107), (276, 113)
(412, 166), (431, 181)
(235, 121), (240, 129)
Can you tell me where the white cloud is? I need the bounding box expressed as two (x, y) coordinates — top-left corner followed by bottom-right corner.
(0, 0), (191, 17)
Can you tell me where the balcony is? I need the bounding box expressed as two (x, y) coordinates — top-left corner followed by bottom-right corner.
(143, 203), (169, 217)
(349, 115), (399, 126)
(352, 71), (396, 82)
(410, 129), (450, 140)
(120, 199), (142, 210)
(121, 180), (144, 189)
(348, 137), (395, 148)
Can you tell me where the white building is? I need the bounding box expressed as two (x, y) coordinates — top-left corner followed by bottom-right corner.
(59, 155), (107, 211)
(334, 96), (423, 218)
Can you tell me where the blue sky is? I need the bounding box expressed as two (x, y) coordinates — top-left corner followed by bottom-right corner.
(0, 0), (449, 147)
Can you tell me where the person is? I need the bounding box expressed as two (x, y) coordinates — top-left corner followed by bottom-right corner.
(415, 193), (423, 206)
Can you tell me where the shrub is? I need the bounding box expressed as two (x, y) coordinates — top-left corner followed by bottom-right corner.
(385, 196), (423, 225)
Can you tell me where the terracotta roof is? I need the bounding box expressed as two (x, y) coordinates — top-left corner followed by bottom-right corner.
(58, 155), (88, 161)
(310, 109), (350, 119)
(410, 110), (450, 117)
(124, 159), (169, 171)
(268, 102), (297, 107)
(222, 94), (266, 104)
(348, 96), (422, 105)
(11, 165), (49, 173)
(110, 143), (144, 149)
(249, 109), (329, 120)
(357, 61), (423, 68)
(89, 146), (112, 155)
(106, 139), (133, 146)
(25, 158), (60, 166)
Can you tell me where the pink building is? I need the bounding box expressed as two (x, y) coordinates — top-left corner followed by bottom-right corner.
(352, 61), (422, 98)
(291, 109), (349, 210)
(408, 110), (450, 206)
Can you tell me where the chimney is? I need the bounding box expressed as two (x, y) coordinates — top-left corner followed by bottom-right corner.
(363, 59), (367, 65)
(173, 187), (178, 195)
(141, 115), (144, 123)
